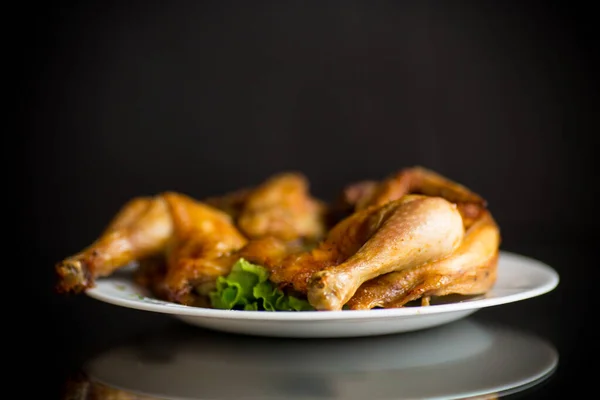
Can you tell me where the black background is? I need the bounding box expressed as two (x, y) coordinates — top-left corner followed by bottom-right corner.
(19, 1), (597, 398)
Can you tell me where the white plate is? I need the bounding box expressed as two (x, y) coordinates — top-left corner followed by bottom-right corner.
(83, 318), (558, 400)
(86, 250), (559, 338)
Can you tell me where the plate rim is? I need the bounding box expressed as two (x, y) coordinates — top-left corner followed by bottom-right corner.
(85, 250), (559, 321)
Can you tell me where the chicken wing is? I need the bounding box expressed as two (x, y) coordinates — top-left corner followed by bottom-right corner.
(55, 195), (173, 293)
(346, 211), (500, 309)
(160, 192), (248, 305)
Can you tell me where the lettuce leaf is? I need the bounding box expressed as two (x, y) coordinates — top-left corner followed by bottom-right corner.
(208, 258), (315, 311)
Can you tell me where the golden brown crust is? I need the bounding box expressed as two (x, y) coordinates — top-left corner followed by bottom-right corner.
(307, 196), (465, 310)
(347, 211), (500, 310)
(55, 196), (172, 293)
(55, 167), (501, 312)
(237, 172), (327, 242)
(160, 192), (248, 305)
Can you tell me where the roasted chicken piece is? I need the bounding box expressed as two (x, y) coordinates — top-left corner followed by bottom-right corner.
(307, 195), (465, 310)
(268, 195), (464, 310)
(268, 166), (498, 310)
(135, 235), (307, 305)
(56, 171), (325, 303)
(267, 202), (386, 294)
(55, 167), (499, 313)
(333, 166), (487, 230)
(333, 166), (500, 310)
(156, 172), (326, 304)
(203, 187), (253, 221)
(238, 172), (325, 242)
(325, 180), (379, 230)
(132, 255), (170, 302)
(160, 192), (248, 305)
(55, 195), (173, 293)
(346, 210), (500, 309)
(204, 172), (327, 243)
(359, 166), (485, 209)
(134, 220), (311, 306)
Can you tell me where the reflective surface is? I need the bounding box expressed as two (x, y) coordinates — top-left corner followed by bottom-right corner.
(64, 318), (557, 400)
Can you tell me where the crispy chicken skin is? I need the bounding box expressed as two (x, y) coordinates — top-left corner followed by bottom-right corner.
(361, 166), (485, 209)
(237, 172), (326, 242)
(160, 192), (248, 305)
(267, 199), (385, 294)
(305, 195), (465, 310)
(269, 195), (464, 303)
(135, 235), (306, 304)
(156, 171), (326, 304)
(202, 172), (326, 243)
(203, 187), (253, 220)
(346, 210), (500, 309)
(325, 180), (378, 228)
(334, 166), (486, 229)
(329, 166), (499, 310)
(56, 172), (325, 301)
(236, 236), (306, 268)
(55, 196), (173, 293)
(55, 167), (500, 312)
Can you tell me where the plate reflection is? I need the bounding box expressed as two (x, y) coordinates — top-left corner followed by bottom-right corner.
(65, 318), (557, 400)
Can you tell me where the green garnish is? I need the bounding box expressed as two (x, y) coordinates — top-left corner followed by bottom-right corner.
(208, 258), (314, 311)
